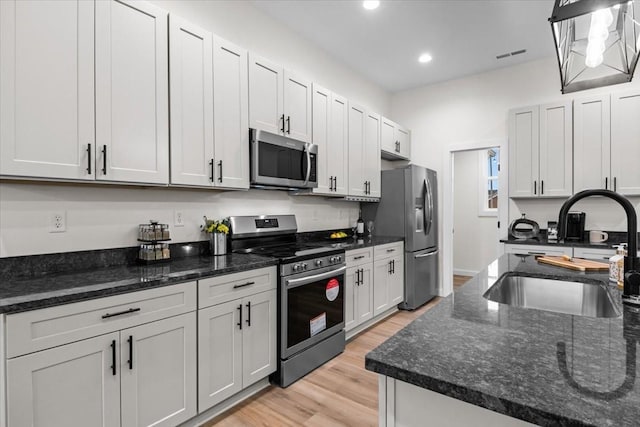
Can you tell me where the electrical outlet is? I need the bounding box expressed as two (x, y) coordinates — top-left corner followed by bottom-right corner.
(174, 210), (185, 227)
(49, 211), (66, 233)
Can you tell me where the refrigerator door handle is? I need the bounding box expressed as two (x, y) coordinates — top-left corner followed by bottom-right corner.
(422, 179), (428, 236)
(426, 177), (434, 236)
(415, 249), (438, 258)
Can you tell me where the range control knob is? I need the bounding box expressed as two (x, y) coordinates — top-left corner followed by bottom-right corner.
(336, 255), (342, 262)
(293, 264), (301, 272)
(315, 259), (323, 267)
(329, 256), (336, 263)
(301, 263), (308, 270)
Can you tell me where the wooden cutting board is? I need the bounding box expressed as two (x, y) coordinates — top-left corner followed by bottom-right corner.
(536, 255), (609, 271)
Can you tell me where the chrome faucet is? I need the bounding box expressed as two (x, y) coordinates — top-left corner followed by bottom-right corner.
(558, 189), (640, 306)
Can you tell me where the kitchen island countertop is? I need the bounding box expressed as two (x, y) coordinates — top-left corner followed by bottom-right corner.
(365, 254), (640, 426)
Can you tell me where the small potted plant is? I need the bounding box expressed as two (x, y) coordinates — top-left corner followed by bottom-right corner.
(203, 216), (230, 256)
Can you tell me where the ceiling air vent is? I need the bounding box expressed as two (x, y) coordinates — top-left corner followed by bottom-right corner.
(496, 49), (527, 60)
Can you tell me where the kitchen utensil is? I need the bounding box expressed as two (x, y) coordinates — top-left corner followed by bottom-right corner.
(536, 255), (609, 271)
(509, 214), (540, 239)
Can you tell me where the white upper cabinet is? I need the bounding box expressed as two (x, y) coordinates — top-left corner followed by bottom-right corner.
(364, 111), (382, 198)
(169, 16), (214, 187)
(249, 53), (284, 135)
(249, 54), (311, 143)
(611, 90), (640, 196)
(95, 0), (169, 185)
(283, 70), (312, 143)
(574, 94), (611, 192)
(381, 117), (411, 160)
(0, 0), (95, 180)
(508, 102), (572, 198)
(213, 36), (250, 189)
(311, 85), (348, 196)
(348, 102), (367, 196)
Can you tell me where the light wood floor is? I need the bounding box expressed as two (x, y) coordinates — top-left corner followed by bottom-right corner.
(204, 275), (472, 426)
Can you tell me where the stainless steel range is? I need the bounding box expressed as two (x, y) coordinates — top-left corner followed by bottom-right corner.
(229, 215), (346, 387)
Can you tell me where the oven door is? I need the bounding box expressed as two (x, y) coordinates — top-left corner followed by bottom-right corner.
(281, 265), (345, 359)
(250, 128), (317, 188)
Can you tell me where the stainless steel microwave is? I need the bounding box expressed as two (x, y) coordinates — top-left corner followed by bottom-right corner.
(250, 128), (318, 189)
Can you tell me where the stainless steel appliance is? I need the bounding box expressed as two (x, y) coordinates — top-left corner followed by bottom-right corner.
(229, 215), (345, 387)
(363, 165), (438, 310)
(250, 129), (318, 189)
(565, 211), (586, 241)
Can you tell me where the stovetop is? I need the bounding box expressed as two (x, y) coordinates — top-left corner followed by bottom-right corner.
(233, 242), (343, 263)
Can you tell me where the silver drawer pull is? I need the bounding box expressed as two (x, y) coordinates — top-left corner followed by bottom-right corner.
(233, 281), (255, 289)
(527, 252), (546, 255)
(386, 248), (396, 253)
(354, 255), (365, 260)
(102, 307), (141, 319)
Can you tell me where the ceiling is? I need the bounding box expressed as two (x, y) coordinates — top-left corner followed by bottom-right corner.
(251, 0), (556, 93)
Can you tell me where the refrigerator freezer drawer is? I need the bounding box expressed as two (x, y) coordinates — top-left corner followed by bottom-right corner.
(400, 249), (438, 310)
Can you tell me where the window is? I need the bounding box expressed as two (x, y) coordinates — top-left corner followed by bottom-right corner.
(479, 148), (499, 216)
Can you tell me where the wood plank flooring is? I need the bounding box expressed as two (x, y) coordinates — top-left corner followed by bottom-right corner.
(204, 275), (472, 426)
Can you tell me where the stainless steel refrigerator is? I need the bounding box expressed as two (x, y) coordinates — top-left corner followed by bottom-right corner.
(363, 165), (438, 310)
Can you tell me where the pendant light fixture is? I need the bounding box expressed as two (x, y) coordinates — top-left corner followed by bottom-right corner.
(549, 0), (640, 93)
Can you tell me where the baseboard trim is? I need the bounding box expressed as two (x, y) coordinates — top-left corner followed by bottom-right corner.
(453, 268), (478, 277)
(346, 306), (399, 341)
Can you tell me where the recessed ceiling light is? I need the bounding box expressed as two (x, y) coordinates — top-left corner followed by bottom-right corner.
(418, 53), (433, 64)
(363, 1), (380, 10)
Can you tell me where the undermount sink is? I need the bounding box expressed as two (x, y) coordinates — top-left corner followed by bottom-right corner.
(483, 273), (621, 318)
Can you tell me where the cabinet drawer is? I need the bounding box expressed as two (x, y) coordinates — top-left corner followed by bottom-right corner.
(6, 281), (197, 358)
(198, 266), (276, 309)
(374, 241), (404, 261)
(503, 244), (571, 257)
(346, 247), (373, 267)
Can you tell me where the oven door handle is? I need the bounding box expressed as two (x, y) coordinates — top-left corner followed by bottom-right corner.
(286, 266), (346, 289)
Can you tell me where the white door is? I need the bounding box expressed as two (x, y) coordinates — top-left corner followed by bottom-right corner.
(248, 53), (284, 135)
(364, 111), (382, 197)
(380, 118), (396, 154)
(168, 15), (214, 187)
(198, 299), (243, 411)
(389, 254), (404, 306)
(508, 106), (539, 197)
(242, 289), (277, 387)
(397, 126), (411, 160)
(373, 259), (391, 316)
(330, 93), (349, 195)
(573, 95), (611, 192)
(348, 102), (366, 196)
(611, 90), (640, 196)
(6, 333), (120, 427)
(283, 70), (312, 143)
(120, 313), (197, 427)
(344, 266), (358, 331)
(95, 0), (169, 184)
(213, 36), (250, 189)
(539, 101), (572, 197)
(0, 0), (95, 180)
(312, 84), (332, 194)
(357, 264), (374, 323)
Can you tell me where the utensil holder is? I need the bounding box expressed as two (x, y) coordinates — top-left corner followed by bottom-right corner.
(209, 233), (227, 256)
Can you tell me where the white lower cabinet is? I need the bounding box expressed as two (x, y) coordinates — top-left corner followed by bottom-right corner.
(6, 312), (197, 427)
(197, 267), (277, 412)
(503, 244), (572, 257)
(345, 249), (374, 332)
(373, 243), (405, 316)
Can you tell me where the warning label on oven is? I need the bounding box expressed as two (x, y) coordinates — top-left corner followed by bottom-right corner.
(326, 278), (339, 301)
(310, 312), (327, 337)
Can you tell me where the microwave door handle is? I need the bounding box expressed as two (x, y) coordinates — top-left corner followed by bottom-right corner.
(286, 266), (346, 289)
(303, 143), (311, 185)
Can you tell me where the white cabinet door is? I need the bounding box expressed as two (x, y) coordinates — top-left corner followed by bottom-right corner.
(611, 90), (640, 196)
(283, 70), (312, 143)
(7, 333), (120, 427)
(348, 102), (366, 196)
(95, 0), (169, 184)
(330, 93), (349, 196)
(357, 264), (374, 324)
(168, 15), (214, 187)
(389, 254), (404, 306)
(539, 101), (572, 197)
(120, 313), (197, 427)
(248, 53), (284, 135)
(364, 111), (381, 197)
(573, 247), (615, 261)
(373, 259), (391, 316)
(213, 36), (249, 189)
(198, 299), (243, 411)
(397, 125), (411, 160)
(345, 266), (358, 331)
(312, 84), (332, 194)
(380, 118), (396, 154)
(242, 289), (277, 387)
(508, 106), (539, 197)
(573, 95), (611, 192)
(0, 0), (95, 180)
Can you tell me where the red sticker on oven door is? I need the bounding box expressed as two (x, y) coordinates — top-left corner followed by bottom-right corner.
(326, 278), (339, 301)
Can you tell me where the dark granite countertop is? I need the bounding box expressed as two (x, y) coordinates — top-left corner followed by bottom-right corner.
(0, 253), (277, 314)
(365, 254), (640, 426)
(501, 230), (637, 250)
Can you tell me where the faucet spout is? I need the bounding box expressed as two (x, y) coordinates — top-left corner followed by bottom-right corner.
(558, 189), (640, 305)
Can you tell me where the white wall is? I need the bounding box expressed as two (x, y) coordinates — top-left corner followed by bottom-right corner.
(392, 56), (640, 263)
(0, 0), (391, 258)
(453, 150), (497, 275)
